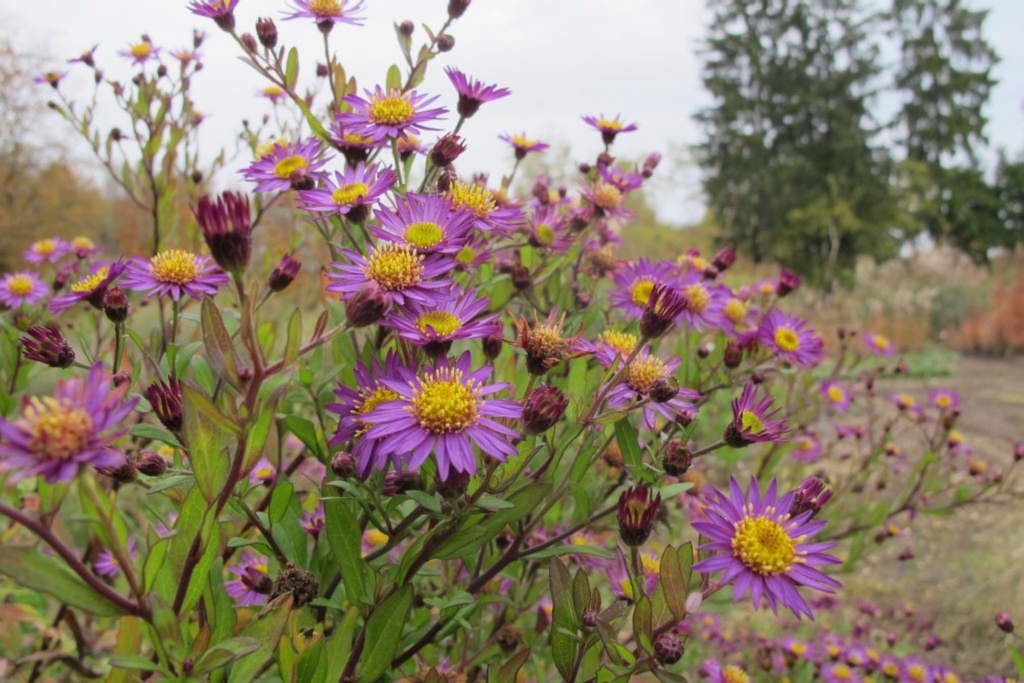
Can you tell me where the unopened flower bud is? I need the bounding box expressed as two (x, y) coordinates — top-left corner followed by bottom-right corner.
(399, 20), (414, 36)
(996, 612), (1015, 633)
(436, 34), (455, 52)
(316, 62), (329, 78)
(777, 268), (801, 297)
(788, 476), (833, 520)
(924, 634), (941, 651)
(256, 17), (277, 49)
(447, 0), (471, 19)
(495, 625), (522, 654)
(750, 371), (767, 385)
(653, 633), (684, 665)
(20, 324), (75, 368)
(330, 452), (356, 478)
(112, 371), (131, 387)
(238, 366), (254, 382)
(430, 134), (466, 167)
(482, 333), (503, 360)
(712, 247), (736, 272)
(640, 284), (687, 340)
(103, 286), (130, 323)
(510, 264), (531, 291)
(649, 376), (679, 404)
(240, 33), (258, 53)
(582, 609), (598, 629)
(437, 468), (471, 498)
(617, 484), (661, 546)
(147, 377), (184, 433)
(897, 547), (914, 561)
(103, 458), (138, 483)
(522, 385), (569, 434)
(345, 282), (392, 327)
(641, 152), (661, 178)
(579, 162), (592, 175)
(1012, 442), (1024, 462)
(383, 470), (421, 496)
(269, 253), (301, 292)
(436, 166), (458, 194)
(663, 441), (693, 477)
(156, 64), (168, 78)
(723, 342), (743, 368)
(675, 409), (697, 427)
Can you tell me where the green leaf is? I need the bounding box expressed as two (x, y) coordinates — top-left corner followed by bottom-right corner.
(549, 558), (578, 682)
(490, 648), (531, 683)
(572, 568), (592, 626)
(194, 637), (262, 676)
(1011, 645), (1024, 678)
(130, 423), (183, 449)
(404, 489), (442, 514)
(228, 594), (293, 683)
(632, 595), (653, 654)
(182, 385), (232, 504)
(658, 544), (688, 623)
(0, 546), (125, 616)
(614, 420), (642, 474)
(358, 584), (413, 682)
(659, 482), (694, 499)
(241, 400), (275, 473)
(201, 297), (240, 385)
(179, 522), (221, 617)
(269, 482), (294, 525)
(283, 308), (302, 367)
(108, 654), (169, 673)
(285, 47), (299, 89)
(324, 498), (366, 606)
(283, 415), (323, 460)
(386, 64), (402, 90)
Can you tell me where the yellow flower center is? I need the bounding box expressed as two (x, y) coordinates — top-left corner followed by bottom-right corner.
(740, 411), (764, 434)
(592, 183), (622, 210)
(308, 0), (342, 17)
(724, 298), (746, 324)
(342, 132), (374, 147)
(449, 181), (496, 220)
(907, 665), (926, 682)
(150, 250), (200, 285)
(355, 385), (399, 436)
(397, 135), (421, 153)
(331, 181), (369, 206)
(732, 511), (797, 575)
(22, 397), (94, 460)
(627, 355), (667, 393)
(410, 367), (480, 434)
(455, 245), (477, 265)
(630, 279), (654, 307)
(364, 529), (389, 547)
(827, 386), (845, 403)
(71, 236), (95, 251)
(254, 464), (274, 479)
(416, 311), (461, 337)
(255, 136), (290, 159)
(404, 221), (444, 249)
(273, 154), (309, 179)
(597, 117), (623, 131)
(7, 274), (34, 297)
(71, 267), (109, 293)
(263, 85), (284, 98)
(534, 224), (555, 245)
(130, 42), (152, 59)
(600, 330), (638, 358)
(897, 394), (916, 408)
(872, 334), (891, 350)
(936, 395), (952, 407)
(34, 239), (57, 256)
(511, 135), (537, 149)
(948, 430), (962, 444)
(830, 665), (853, 681)
(722, 667), (750, 683)
(685, 283), (711, 314)
(774, 328), (800, 352)
(883, 663), (900, 676)
(368, 90), (415, 125)
(363, 243), (423, 291)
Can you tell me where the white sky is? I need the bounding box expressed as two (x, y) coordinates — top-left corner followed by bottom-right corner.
(6, 0), (1024, 224)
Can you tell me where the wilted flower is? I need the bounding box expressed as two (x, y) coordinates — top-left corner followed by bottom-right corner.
(512, 308), (584, 375)
(640, 283), (688, 339)
(430, 134), (467, 167)
(146, 377), (184, 433)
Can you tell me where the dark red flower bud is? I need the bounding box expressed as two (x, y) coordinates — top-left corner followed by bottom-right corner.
(20, 324), (75, 368)
(777, 268), (801, 297)
(788, 476), (833, 520)
(522, 386), (569, 434)
(436, 34), (455, 52)
(268, 253), (301, 292)
(640, 284), (687, 340)
(243, 566), (274, 594)
(582, 609), (598, 629)
(102, 286), (130, 323)
(712, 247), (736, 272)
(996, 612), (1015, 633)
(723, 342), (743, 369)
(617, 484), (661, 546)
(330, 451), (356, 478)
(146, 377), (184, 433)
(649, 376), (680, 404)
(195, 191), (252, 274)
(482, 333), (503, 361)
(1013, 442), (1024, 462)
(136, 449), (168, 476)
(54, 262), (77, 291)
(653, 633), (684, 665)
(112, 371), (131, 388)
(383, 470), (421, 496)
(510, 264), (531, 291)
(256, 17), (277, 49)
(345, 282), (392, 327)
(641, 152), (661, 178)
(101, 457), (138, 483)
(663, 440), (693, 477)
(436, 166), (458, 194)
(897, 547), (914, 561)
(568, 207), (593, 233)
(430, 134), (466, 167)
(398, 20), (414, 36)
(924, 634), (941, 651)
(437, 468), (471, 497)
(447, 0), (471, 19)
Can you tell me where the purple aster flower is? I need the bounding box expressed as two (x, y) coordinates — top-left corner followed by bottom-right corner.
(20, 324), (75, 369)
(589, 328), (640, 369)
(699, 659), (752, 683)
(821, 663), (863, 683)
(0, 271), (49, 308)
(297, 163), (397, 223)
(335, 86), (446, 144)
(70, 236), (101, 259)
(446, 180), (524, 236)
(121, 249), (230, 302)
(692, 476), (841, 619)
(34, 71), (68, 88)
(579, 176), (634, 222)
(68, 45), (99, 67)
(790, 434), (823, 463)
(50, 261), (126, 313)
(929, 388), (960, 411)
(606, 351), (700, 430)
(95, 538), (138, 578)
(242, 138), (329, 193)
(329, 124), (383, 166)
(609, 258), (678, 319)
(24, 238), (71, 265)
(452, 236), (492, 272)
(598, 163), (644, 192)
(499, 132), (549, 160)
(863, 331), (895, 356)
(676, 270), (727, 332)
(249, 457), (276, 485)
(583, 113), (638, 145)
(325, 242), (455, 307)
(382, 286), (500, 357)
(119, 38), (160, 65)
(724, 383), (789, 447)
(370, 192), (474, 254)
(760, 310), (824, 367)
(284, 0), (366, 28)
(890, 392), (920, 413)
(188, 0), (239, 30)
(527, 204), (575, 254)
(396, 134), (428, 160)
(0, 363), (138, 483)
(326, 352), (417, 478)
(225, 551), (274, 606)
(607, 549), (660, 601)
(821, 381), (852, 413)
(361, 351), (522, 481)
(302, 502), (325, 536)
(444, 67), (511, 118)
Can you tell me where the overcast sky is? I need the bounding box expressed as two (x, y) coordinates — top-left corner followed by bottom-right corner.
(6, 0), (1024, 224)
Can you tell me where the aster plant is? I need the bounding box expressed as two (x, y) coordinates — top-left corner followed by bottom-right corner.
(0, 3), (1017, 683)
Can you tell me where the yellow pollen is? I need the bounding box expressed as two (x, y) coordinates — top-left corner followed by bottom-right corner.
(7, 274), (34, 297)
(640, 553), (660, 575)
(948, 430), (962, 444)
(740, 411), (764, 434)
(21, 397), (94, 460)
(449, 181), (497, 220)
(71, 267), (109, 293)
(255, 136), (290, 159)
(331, 181), (369, 206)
(791, 643), (808, 655)
(273, 154), (309, 179)
(897, 394), (916, 408)
(254, 465), (274, 478)
(263, 85), (284, 98)
(630, 279), (655, 307)
(404, 221), (444, 249)
(884, 663), (900, 676)
(364, 243), (423, 291)
(600, 330), (638, 358)
(722, 666), (750, 683)
(872, 335), (891, 350)
(130, 42), (153, 59)
(397, 135), (421, 153)
(592, 183), (622, 210)
(759, 282), (775, 293)
(33, 239), (57, 255)
(150, 249), (199, 285)
(368, 90), (415, 125)
(731, 513), (797, 575)
(354, 386), (399, 436)
(597, 117), (623, 131)
(907, 665), (926, 682)
(529, 325), (567, 358)
(724, 298), (746, 324)
(535, 223), (555, 245)
(627, 356), (667, 394)
(364, 529), (389, 547)
(343, 132), (374, 147)
(511, 135), (537, 149)
(410, 367), (480, 434)
(307, 0), (342, 17)
(71, 236), (94, 251)
(455, 245), (477, 265)
(416, 311), (461, 337)
(827, 386), (845, 403)
(774, 327), (801, 352)
(685, 283), (711, 313)
(830, 665), (853, 681)
(936, 395), (952, 407)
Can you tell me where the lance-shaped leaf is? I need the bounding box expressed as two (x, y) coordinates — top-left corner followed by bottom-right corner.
(358, 584), (413, 682)
(549, 557), (578, 681)
(182, 384), (235, 504)
(201, 297), (240, 385)
(227, 594), (293, 683)
(0, 546), (125, 617)
(489, 648), (531, 683)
